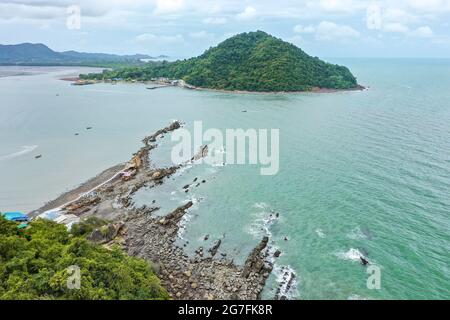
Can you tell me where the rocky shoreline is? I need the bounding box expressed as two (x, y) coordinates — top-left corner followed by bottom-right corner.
(31, 121), (277, 300)
(66, 76), (366, 95)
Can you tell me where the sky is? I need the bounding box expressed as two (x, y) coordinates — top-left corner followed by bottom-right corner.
(1, 0), (450, 58)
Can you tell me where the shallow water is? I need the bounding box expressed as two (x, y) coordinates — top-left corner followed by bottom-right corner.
(1, 60), (449, 299)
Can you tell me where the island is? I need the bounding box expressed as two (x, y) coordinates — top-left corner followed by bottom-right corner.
(80, 31), (363, 93)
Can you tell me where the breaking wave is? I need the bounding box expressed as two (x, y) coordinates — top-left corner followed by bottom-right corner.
(246, 202), (299, 300)
(335, 248), (368, 263)
(315, 228), (326, 238)
(177, 197), (202, 239)
(273, 265), (299, 300)
(346, 226), (371, 240)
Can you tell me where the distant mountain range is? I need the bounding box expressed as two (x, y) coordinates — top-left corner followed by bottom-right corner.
(0, 43), (167, 66)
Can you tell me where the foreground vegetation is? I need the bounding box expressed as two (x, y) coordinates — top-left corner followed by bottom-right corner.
(0, 217), (169, 300)
(81, 31), (359, 92)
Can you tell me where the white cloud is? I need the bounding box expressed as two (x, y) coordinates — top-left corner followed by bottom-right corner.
(236, 6), (257, 20)
(383, 22), (410, 33)
(293, 24), (316, 34)
(318, 0), (367, 13)
(406, 0), (450, 12)
(1, 0), (449, 57)
(154, 0), (185, 15)
(411, 26), (434, 37)
(134, 33), (184, 44)
(189, 30), (214, 40)
(287, 35), (304, 47)
(315, 21), (360, 40)
(203, 17), (227, 25)
(383, 8), (418, 25)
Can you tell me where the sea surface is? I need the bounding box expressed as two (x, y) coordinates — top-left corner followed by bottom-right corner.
(0, 60), (449, 299)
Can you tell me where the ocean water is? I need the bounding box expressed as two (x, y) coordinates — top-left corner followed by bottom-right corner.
(0, 60), (449, 299)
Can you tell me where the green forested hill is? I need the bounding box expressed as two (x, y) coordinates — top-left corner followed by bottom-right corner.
(82, 31), (360, 92)
(0, 217), (168, 300)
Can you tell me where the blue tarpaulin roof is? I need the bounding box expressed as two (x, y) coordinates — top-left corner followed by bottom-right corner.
(1, 212), (29, 222)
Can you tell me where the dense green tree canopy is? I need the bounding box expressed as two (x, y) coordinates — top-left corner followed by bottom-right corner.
(0, 217), (168, 300)
(82, 31), (359, 92)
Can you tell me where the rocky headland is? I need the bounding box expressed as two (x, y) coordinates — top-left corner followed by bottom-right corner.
(30, 121), (277, 300)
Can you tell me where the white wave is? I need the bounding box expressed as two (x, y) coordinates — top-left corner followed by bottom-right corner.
(177, 210), (193, 240)
(189, 196), (204, 205)
(347, 226), (367, 240)
(0, 145), (38, 161)
(315, 228), (326, 238)
(273, 265), (299, 300)
(246, 202), (298, 299)
(211, 161), (226, 167)
(335, 248), (368, 263)
(177, 197), (202, 239)
(247, 205), (278, 238)
(348, 294), (371, 300)
(214, 146), (226, 154)
(253, 202), (269, 210)
(173, 163), (193, 177)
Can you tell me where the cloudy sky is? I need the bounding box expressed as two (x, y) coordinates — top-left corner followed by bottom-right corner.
(1, 0), (450, 58)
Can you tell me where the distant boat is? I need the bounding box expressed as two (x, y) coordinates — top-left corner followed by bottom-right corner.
(35, 155), (42, 159)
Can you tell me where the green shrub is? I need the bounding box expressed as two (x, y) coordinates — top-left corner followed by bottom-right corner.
(0, 217), (169, 300)
(70, 217), (108, 237)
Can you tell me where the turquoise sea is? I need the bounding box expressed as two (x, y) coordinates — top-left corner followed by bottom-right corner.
(0, 60), (449, 299)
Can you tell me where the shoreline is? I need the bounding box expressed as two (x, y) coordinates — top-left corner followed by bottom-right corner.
(185, 84), (367, 95)
(63, 76), (367, 95)
(30, 121), (279, 300)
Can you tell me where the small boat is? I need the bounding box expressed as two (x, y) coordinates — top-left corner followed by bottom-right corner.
(35, 155), (42, 159)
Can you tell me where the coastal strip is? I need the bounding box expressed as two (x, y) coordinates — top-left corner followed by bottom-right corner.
(62, 76), (366, 94)
(31, 121), (276, 300)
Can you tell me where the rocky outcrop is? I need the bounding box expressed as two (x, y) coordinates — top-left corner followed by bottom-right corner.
(63, 196), (101, 215)
(193, 145), (209, 161)
(142, 121), (181, 146)
(243, 236), (270, 278)
(158, 201), (193, 226)
(34, 121), (274, 300)
(88, 221), (125, 244)
(275, 267), (296, 300)
(124, 202), (272, 300)
(150, 167), (179, 181)
(208, 239), (222, 257)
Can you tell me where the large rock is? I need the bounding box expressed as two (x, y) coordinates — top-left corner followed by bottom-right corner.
(242, 236), (269, 278)
(158, 201), (193, 226)
(208, 239), (222, 257)
(88, 221), (125, 244)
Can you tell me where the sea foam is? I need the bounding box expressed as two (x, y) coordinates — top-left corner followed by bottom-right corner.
(335, 248), (368, 263)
